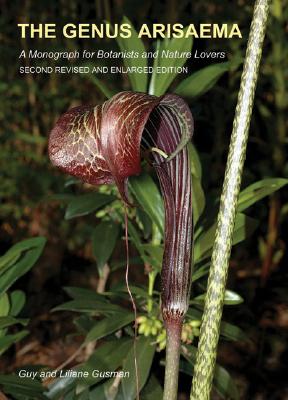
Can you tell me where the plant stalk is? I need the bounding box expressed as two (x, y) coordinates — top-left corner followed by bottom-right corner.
(190, 1), (270, 399)
(147, 271), (156, 313)
(163, 320), (183, 400)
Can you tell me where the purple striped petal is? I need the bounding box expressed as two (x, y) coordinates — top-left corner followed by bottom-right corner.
(142, 94), (194, 322)
(48, 91), (194, 321)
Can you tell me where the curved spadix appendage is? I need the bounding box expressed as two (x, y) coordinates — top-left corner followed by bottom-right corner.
(48, 91), (194, 322)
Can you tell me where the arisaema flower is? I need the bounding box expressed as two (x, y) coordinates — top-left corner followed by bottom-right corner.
(49, 91), (194, 398)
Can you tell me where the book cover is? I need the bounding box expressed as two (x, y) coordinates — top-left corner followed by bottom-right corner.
(1, 1), (287, 399)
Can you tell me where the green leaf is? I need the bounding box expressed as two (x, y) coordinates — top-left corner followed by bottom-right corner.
(141, 374), (163, 399)
(118, 214), (159, 273)
(84, 73), (116, 99)
(47, 338), (133, 400)
(129, 174), (164, 235)
(49, 193), (75, 203)
(0, 316), (28, 329)
(116, 17), (148, 92)
(92, 222), (119, 276)
(179, 358), (194, 376)
(194, 213), (257, 262)
(220, 321), (247, 341)
(88, 376), (126, 399)
(181, 344), (198, 363)
(192, 178), (205, 227)
(186, 307), (202, 321)
(188, 143), (205, 225)
(73, 388), (89, 400)
(53, 299), (126, 314)
(110, 256), (142, 272)
(47, 376), (76, 399)
(140, 244), (163, 271)
(136, 208), (152, 239)
(194, 222), (216, 262)
(191, 262), (210, 282)
(174, 61), (235, 98)
(0, 252), (21, 274)
(232, 213), (258, 247)
(63, 389), (77, 400)
(125, 219), (146, 258)
(74, 315), (95, 334)
(0, 375), (47, 400)
(115, 213), (154, 271)
(85, 313), (134, 343)
(0, 293), (10, 317)
(78, 338), (133, 386)
(188, 143), (202, 180)
(0, 238), (46, 297)
(0, 331), (28, 355)
(122, 336), (156, 400)
(0, 237), (45, 272)
(214, 365), (240, 400)
(222, 290), (244, 305)
(149, 33), (193, 96)
(108, 285), (149, 299)
(238, 178), (288, 212)
(63, 286), (107, 302)
(10, 290), (26, 316)
(0, 374), (47, 399)
(87, 382), (106, 399)
(65, 193), (115, 219)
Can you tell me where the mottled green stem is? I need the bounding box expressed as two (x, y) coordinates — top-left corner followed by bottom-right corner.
(163, 320), (182, 400)
(190, 1), (270, 399)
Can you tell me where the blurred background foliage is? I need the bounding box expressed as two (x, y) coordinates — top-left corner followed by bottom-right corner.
(0, 0), (288, 399)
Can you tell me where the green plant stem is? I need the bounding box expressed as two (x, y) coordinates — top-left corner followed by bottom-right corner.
(147, 271), (156, 313)
(163, 320), (182, 400)
(190, 1), (270, 399)
(147, 222), (161, 313)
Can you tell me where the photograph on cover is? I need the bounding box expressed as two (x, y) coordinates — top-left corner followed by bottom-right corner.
(0, 0), (287, 399)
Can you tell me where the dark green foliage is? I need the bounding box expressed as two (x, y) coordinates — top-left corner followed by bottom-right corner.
(0, 238), (46, 399)
(92, 221), (119, 276)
